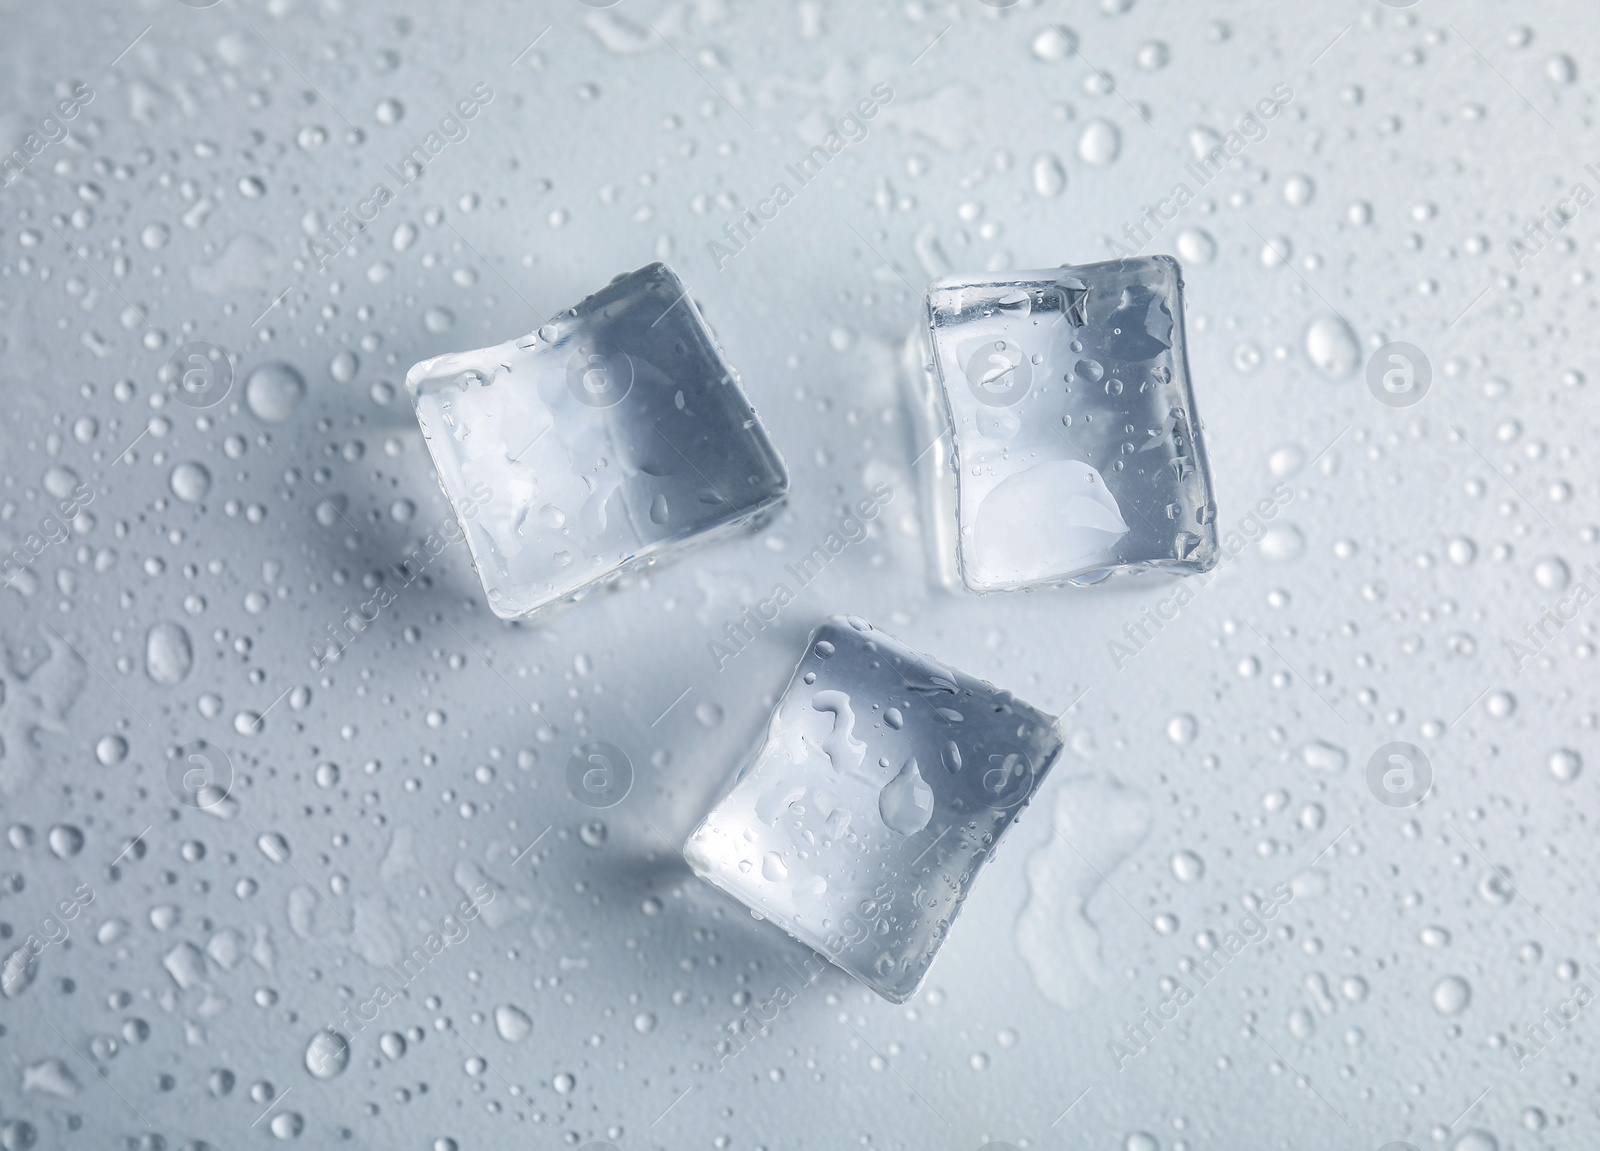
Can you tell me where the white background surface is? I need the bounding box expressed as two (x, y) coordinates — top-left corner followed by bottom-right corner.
(1, 1), (1597, 1149)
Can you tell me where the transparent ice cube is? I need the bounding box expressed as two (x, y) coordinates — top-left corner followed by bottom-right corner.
(405, 263), (789, 618)
(684, 615), (1062, 1003)
(919, 255), (1218, 592)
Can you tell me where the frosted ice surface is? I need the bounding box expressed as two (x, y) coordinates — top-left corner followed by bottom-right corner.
(920, 255), (1218, 591)
(406, 263), (789, 618)
(684, 615), (1062, 1002)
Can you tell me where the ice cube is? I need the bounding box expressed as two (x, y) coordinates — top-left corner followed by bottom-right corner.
(405, 263), (789, 618)
(917, 255), (1218, 591)
(683, 615), (1062, 1002)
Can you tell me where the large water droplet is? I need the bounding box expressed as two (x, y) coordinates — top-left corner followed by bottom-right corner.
(879, 758), (934, 835)
(47, 825), (84, 858)
(1176, 228), (1216, 265)
(1258, 525), (1306, 563)
(257, 832), (291, 864)
(1532, 556), (1570, 590)
(304, 1030), (349, 1079)
(1431, 974), (1471, 1015)
(1548, 748), (1582, 783)
(1304, 315), (1360, 379)
(1077, 118), (1122, 165)
(245, 363), (307, 422)
(1030, 25), (1079, 61)
(1031, 152), (1067, 197)
(493, 1004), (532, 1042)
(145, 622), (193, 686)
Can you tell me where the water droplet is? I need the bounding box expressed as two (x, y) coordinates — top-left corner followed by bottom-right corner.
(1478, 868), (1515, 904)
(1170, 849), (1205, 883)
(1258, 525), (1306, 563)
(879, 758), (935, 835)
(1548, 748), (1582, 782)
(493, 1004), (532, 1043)
(1031, 152), (1067, 197)
(1165, 714), (1198, 744)
(1301, 742), (1348, 773)
(761, 851), (788, 881)
(257, 832), (291, 864)
(1077, 118), (1122, 165)
(1304, 315), (1360, 379)
(1175, 228), (1216, 265)
(1545, 53), (1577, 85)
(694, 701), (723, 728)
(96, 735), (129, 766)
(144, 622), (193, 686)
(1136, 40), (1170, 70)
(304, 1030), (349, 1079)
(169, 461), (211, 503)
(47, 825), (84, 858)
(1030, 24), (1079, 61)
(330, 350), (358, 383)
(1532, 557), (1570, 590)
(1431, 974), (1471, 1015)
(1282, 173), (1315, 206)
(245, 363), (307, 423)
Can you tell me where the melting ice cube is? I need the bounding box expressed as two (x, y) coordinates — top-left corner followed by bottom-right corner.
(684, 615), (1062, 1002)
(913, 255), (1218, 591)
(405, 263), (789, 618)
